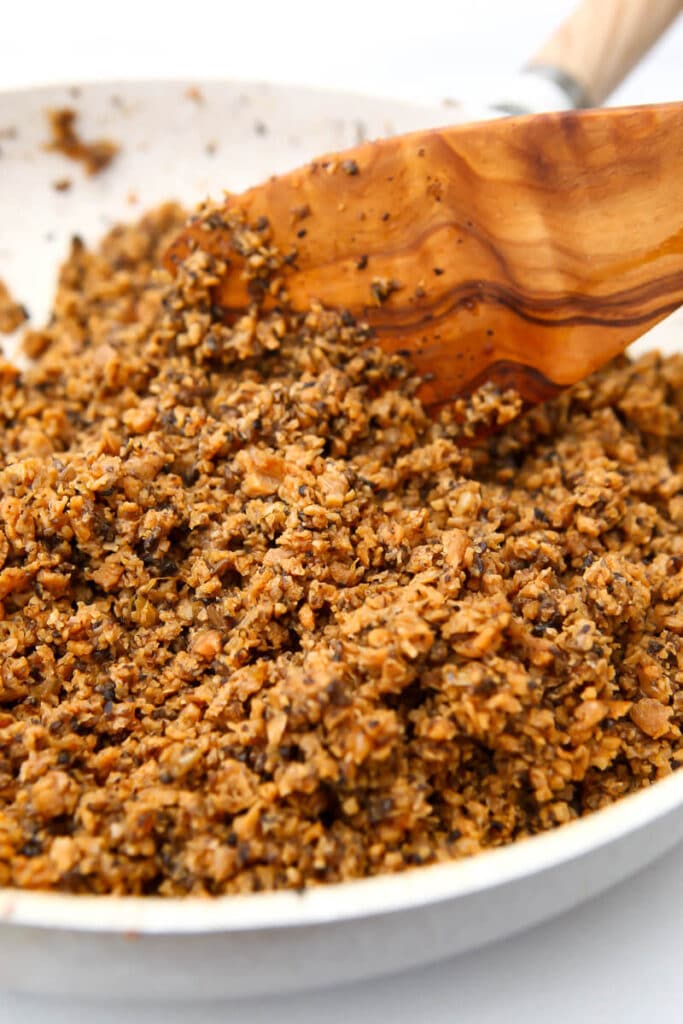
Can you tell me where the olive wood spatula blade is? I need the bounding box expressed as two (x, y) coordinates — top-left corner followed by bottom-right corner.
(166, 102), (683, 410)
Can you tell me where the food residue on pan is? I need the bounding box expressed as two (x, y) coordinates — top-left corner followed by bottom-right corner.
(45, 107), (119, 176)
(0, 204), (680, 897)
(0, 279), (28, 334)
(185, 86), (205, 104)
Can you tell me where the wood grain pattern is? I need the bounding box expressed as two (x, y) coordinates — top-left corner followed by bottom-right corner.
(166, 103), (683, 411)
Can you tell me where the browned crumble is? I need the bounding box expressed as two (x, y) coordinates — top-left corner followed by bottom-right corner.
(0, 279), (27, 334)
(451, 381), (525, 438)
(0, 203), (681, 897)
(370, 276), (402, 305)
(45, 108), (119, 176)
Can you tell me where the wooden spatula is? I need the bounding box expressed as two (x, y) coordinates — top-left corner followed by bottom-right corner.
(166, 4), (683, 411)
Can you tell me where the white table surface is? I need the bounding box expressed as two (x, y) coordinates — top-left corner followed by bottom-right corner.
(1, 1), (682, 1021)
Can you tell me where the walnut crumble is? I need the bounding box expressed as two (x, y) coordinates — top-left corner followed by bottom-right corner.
(0, 203), (681, 896)
(0, 278), (27, 335)
(45, 108), (119, 177)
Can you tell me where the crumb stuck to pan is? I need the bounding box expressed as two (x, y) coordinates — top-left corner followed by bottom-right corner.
(185, 86), (205, 104)
(0, 279), (28, 334)
(45, 107), (119, 176)
(0, 204), (681, 897)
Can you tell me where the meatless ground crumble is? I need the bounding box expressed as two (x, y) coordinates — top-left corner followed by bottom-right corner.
(0, 279), (27, 336)
(0, 203), (681, 897)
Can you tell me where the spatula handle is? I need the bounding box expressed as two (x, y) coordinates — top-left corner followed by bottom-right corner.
(530, 0), (682, 107)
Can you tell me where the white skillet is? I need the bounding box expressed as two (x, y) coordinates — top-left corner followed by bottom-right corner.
(0, 0), (682, 1003)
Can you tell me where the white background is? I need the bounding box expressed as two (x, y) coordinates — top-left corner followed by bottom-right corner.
(1, 1), (682, 1021)
(1, 0), (682, 107)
